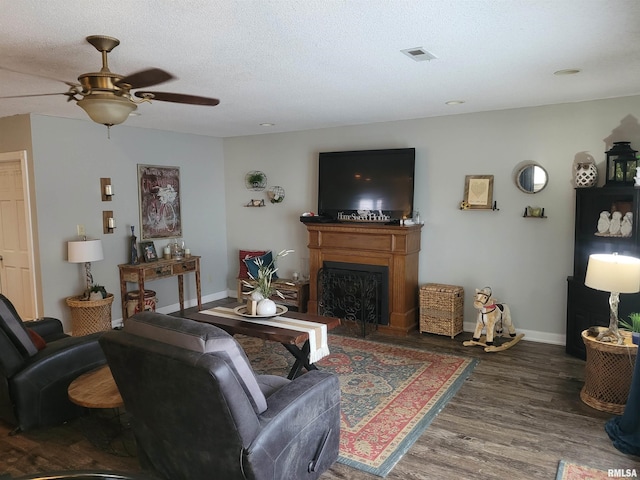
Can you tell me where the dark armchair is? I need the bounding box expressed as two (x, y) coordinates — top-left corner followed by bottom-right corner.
(0, 294), (106, 432)
(99, 312), (341, 480)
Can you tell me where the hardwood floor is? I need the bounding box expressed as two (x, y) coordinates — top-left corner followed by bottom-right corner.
(1, 298), (638, 479)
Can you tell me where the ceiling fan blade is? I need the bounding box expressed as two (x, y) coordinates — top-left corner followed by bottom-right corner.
(117, 68), (175, 90)
(135, 91), (220, 106)
(0, 92), (69, 99)
(0, 66), (78, 87)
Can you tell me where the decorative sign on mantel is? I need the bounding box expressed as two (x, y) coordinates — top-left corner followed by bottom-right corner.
(337, 210), (390, 222)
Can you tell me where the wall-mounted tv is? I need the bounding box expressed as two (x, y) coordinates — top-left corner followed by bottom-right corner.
(317, 148), (415, 221)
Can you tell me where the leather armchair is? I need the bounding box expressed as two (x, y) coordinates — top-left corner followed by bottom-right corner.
(100, 312), (341, 480)
(0, 294), (106, 432)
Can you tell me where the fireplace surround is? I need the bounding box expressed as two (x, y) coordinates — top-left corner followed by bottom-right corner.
(304, 222), (422, 335)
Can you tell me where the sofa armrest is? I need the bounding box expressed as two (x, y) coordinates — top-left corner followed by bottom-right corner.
(10, 333), (106, 430)
(24, 317), (65, 341)
(246, 370), (340, 479)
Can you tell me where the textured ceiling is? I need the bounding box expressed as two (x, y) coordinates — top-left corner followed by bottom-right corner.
(1, 0), (639, 138)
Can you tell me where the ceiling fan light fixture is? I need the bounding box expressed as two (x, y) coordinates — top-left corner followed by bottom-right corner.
(77, 94), (137, 126)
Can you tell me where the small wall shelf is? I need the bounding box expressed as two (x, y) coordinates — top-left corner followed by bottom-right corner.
(523, 207), (546, 218)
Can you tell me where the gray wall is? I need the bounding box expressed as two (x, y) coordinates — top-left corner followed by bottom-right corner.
(25, 115), (228, 328)
(224, 95), (640, 344)
(2, 95), (639, 341)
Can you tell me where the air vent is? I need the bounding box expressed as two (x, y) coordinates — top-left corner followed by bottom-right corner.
(401, 47), (437, 62)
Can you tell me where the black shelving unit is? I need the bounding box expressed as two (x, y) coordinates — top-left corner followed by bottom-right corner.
(567, 186), (640, 359)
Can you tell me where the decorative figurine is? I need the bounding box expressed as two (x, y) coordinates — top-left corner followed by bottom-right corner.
(463, 286), (524, 352)
(597, 211), (611, 235)
(621, 212), (633, 237)
(129, 226), (139, 265)
(609, 211), (622, 236)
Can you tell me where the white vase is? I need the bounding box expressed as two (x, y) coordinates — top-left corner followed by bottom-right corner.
(256, 298), (277, 316)
(575, 162), (598, 188)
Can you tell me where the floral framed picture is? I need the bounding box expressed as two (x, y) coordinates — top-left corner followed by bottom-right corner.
(138, 164), (182, 239)
(464, 175), (494, 209)
(140, 241), (158, 262)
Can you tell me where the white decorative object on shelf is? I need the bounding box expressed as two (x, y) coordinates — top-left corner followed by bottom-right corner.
(621, 212), (633, 237)
(597, 211), (611, 234)
(575, 162), (598, 188)
(337, 210), (390, 222)
(609, 211), (622, 236)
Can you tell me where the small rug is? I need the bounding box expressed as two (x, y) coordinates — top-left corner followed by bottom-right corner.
(239, 334), (477, 477)
(555, 460), (612, 480)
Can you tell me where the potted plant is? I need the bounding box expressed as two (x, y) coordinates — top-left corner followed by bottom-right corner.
(246, 171), (267, 190)
(620, 313), (640, 345)
(243, 249), (294, 315)
(89, 284), (108, 301)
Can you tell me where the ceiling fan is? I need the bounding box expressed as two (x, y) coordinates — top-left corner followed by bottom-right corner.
(1, 35), (220, 129)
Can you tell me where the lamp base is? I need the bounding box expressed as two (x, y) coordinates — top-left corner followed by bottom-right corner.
(596, 292), (624, 344)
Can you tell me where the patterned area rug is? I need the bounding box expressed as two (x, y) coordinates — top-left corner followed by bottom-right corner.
(555, 460), (612, 480)
(238, 334), (477, 477)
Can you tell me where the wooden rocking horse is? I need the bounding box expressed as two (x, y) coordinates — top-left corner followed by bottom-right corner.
(463, 287), (525, 352)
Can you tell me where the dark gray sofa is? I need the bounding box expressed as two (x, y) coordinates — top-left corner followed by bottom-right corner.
(99, 312), (341, 480)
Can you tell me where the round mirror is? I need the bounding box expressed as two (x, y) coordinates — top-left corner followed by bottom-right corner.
(516, 164), (548, 193)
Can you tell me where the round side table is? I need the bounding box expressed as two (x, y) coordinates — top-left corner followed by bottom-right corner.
(581, 328), (637, 414)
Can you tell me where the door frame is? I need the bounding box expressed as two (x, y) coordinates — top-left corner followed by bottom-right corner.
(0, 150), (41, 318)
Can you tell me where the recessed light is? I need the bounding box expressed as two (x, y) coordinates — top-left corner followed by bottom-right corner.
(401, 47), (437, 62)
(259, 123), (275, 127)
(129, 112), (141, 117)
(445, 100), (465, 105)
(554, 69), (581, 75)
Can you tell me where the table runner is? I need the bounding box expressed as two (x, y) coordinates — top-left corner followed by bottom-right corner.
(201, 306), (330, 363)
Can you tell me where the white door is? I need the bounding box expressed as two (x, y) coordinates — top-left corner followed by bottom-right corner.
(0, 151), (38, 319)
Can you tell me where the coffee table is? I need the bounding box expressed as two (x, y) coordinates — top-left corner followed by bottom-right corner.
(187, 306), (340, 379)
(68, 364), (123, 409)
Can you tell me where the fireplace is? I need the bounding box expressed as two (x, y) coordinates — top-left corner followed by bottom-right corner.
(304, 222), (422, 336)
(319, 261), (389, 335)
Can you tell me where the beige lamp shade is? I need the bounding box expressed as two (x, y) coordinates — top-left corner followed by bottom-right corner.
(585, 253), (640, 294)
(77, 95), (137, 126)
(67, 239), (104, 263)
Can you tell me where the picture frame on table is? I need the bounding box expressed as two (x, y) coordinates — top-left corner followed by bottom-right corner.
(140, 241), (158, 262)
(463, 175), (494, 210)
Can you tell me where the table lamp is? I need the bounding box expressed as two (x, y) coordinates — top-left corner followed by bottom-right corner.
(585, 252), (640, 344)
(68, 238), (104, 295)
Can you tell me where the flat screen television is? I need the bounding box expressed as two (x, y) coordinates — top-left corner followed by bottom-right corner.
(317, 148), (415, 221)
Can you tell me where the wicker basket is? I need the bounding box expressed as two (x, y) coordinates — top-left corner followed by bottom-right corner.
(419, 283), (464, 338)
(66, 294), (114, 336)
(580, 329), (637, 414)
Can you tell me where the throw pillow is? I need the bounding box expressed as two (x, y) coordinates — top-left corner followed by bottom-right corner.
(26, 328), (47, 351)
(243, 251), (278, 280)
(237, 249), (267, 279)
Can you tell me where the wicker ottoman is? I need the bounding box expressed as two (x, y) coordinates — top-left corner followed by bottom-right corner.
(419, 283), (464, 338)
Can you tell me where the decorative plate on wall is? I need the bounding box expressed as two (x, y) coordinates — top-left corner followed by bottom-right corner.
(245, 171), (267, 191)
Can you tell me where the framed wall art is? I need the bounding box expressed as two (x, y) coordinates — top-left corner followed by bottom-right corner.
(138, 164), (182, 239)
(140, 241), (158, 262)
(463, 175), (494, 210)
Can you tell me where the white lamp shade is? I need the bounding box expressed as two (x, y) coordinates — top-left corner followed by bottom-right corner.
(585, 253), (640, 294)
(68, 239), (104, 263)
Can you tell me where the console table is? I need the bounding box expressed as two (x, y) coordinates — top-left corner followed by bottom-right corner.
(118, 256), (202, 321)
